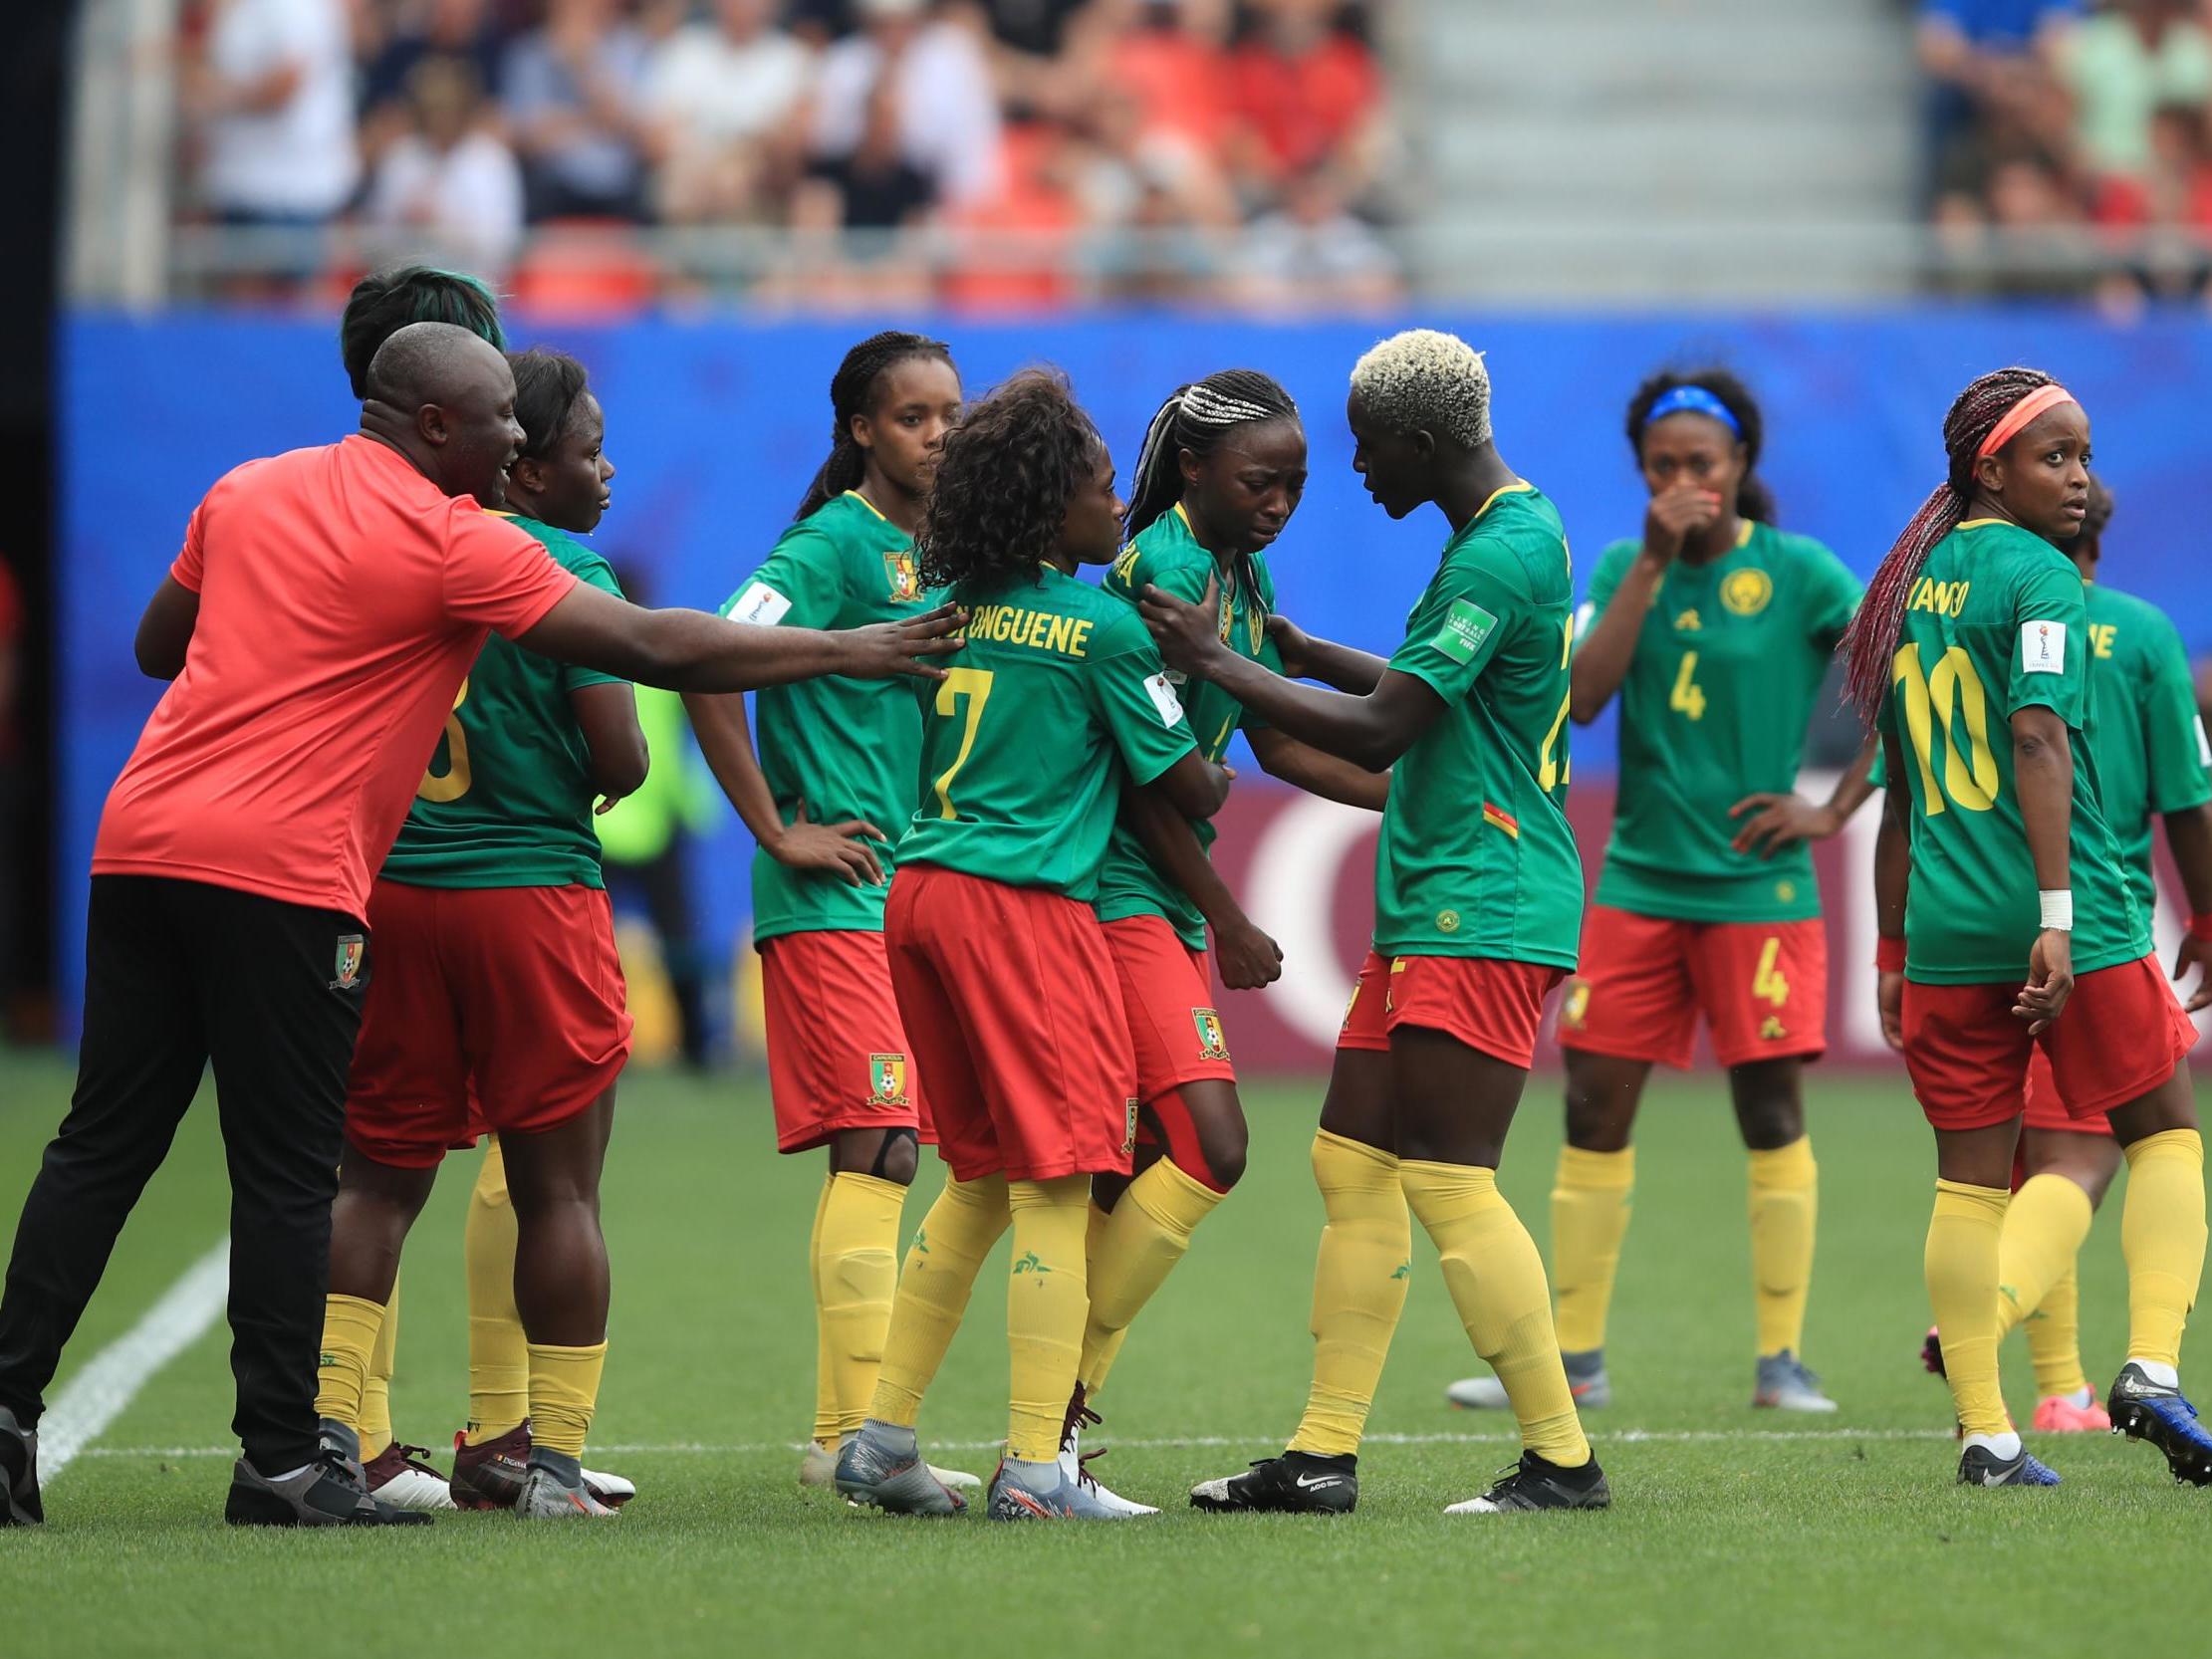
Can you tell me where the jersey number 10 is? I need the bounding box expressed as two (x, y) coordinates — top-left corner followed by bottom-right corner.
(1891, 643), (1999, 816)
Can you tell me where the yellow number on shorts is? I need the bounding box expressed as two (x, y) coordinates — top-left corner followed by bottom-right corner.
(1891, 643), (2000, 816)
(1538, 616), (1573, 791)
(929, 666), (996, 819)
(1669, 651), (1707, 721)
(1752, 936), (1789, 1008)
(417, 677), (472, 803)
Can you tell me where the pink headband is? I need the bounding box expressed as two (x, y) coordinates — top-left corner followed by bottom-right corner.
(1977, 383), (2080, 458)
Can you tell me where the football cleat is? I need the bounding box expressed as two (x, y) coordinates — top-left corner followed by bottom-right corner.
(2106, 1363), (2212, 1486)
(2031, 1390), (2110, 1434)
(514, 1451), (617, 1520)
(1919, 1326), (1945, 1377)
(581, 1463), (636, 1508)
(450, 1423), (530, 1510)
(317, 1417), (367, 1486)
(1956, 1443), (2061, 1487)
(225, 1451), (433, 1527)
(1448, 1348), (1609, 1412)
(0, 1404), (42, 1526)
(364, 1442), (458, 1512)
(985, 1456), (1140, 1521)
(1058, 1386), (1158, 1517)
(1754, 1351), (1839, 1413)
(805, 1433), (978, 1493)
(1189, 1451), (1357, 1515)
(1444, 1450), (1611, 1514)
(834, 1420), (967, 1516)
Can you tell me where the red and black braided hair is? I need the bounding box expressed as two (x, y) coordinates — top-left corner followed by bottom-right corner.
(1838, 366), (2063, 727)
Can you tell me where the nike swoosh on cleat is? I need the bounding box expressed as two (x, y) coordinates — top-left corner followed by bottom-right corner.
(1292, 1474), (1344, 1490)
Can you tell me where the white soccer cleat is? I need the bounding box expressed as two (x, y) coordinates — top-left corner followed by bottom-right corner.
(362, 1443), (460, 1513)
(1445, 1374), (1511, 1410)
(1060, 1421), (1158, 1517)
(582, 1464), (636, 1507)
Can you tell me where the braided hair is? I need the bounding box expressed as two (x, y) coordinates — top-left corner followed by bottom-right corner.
(1838, 366), (2062, 727)
(794, 330), (957, 521)
(1625, 367), (1774, 524)
(340, 265), (504, 399)
(914, 368), (1102, 597)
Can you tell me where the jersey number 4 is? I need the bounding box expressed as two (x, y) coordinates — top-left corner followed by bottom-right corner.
(930, 666), (996, 819)
(1890, 643), (1999, 816)
(1669, 651), (1707, 721)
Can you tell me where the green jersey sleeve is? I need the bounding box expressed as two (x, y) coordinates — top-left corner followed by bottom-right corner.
(1388, 559), (1522, 706)
(722, 526), (844, 629)
(1085, 610), (1198, 787)
(560, 553), (628, 693)
(2005, 557), (2089, 725)
(2141, 609), (2212, 814)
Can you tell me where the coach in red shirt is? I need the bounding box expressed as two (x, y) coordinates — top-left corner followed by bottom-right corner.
(0, 324), (957, 1528)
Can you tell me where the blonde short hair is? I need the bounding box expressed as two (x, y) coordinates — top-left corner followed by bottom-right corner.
(1349, 329), (1492, 449)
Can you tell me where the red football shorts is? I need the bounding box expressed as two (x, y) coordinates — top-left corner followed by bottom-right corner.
(884, 863), (1137, 1183)
(760, 929), (931, 1153)
(346, 880), (631, 1169)
(2022, 1048), (2113, 1139)
(1338, 949), (1566, 1069)
(1100, 915), (1237, 1103)
(1554, 905), (1827, 1069)
(1901, 953), (2196, 1133)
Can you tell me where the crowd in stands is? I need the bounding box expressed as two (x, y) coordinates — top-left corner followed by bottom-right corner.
(174, 0), (1403, 311)
(1921, 0), (2212, 307)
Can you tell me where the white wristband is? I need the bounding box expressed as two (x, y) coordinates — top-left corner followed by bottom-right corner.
(2039, 889), (2074, 931)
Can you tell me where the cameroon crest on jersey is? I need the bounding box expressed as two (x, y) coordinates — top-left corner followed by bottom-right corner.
(330, 935), (366, 991)
(883, 551), (920, 602)
(867, 1053), (909, 1107)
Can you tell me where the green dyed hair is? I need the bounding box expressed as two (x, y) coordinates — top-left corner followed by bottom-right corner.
(340, 265), (505, 399)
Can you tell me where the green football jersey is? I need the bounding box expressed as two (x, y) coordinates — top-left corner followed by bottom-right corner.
(720, 491), (929, 944)
(2081, 581), (2212, 914)
(1094, 505), (1286, 948)
(382, 515), (626, 889)
(1586, 522), (1861, 923)
(895, 564), (1197, 899)
(1880, 518), (2145, 983)
(1374, 484), (1582, 967)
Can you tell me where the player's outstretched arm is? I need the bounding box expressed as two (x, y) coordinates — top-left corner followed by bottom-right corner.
(134, 576), (200, 681)
(518, 582), (963, 692)
(1248, 725), (1388, 813)
(570, 681), (648, 806)
(2161, 802), (2212, 1010)
(1264, 613), (1388, 695)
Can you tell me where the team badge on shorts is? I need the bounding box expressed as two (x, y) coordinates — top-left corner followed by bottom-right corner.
(1192, 1008), (1230, 1063)
(868, 1053), (909, 1108)
(1122, 1097), (1140, 1157)
(883, 551), (921, 602)
(1721, 568), (1773, 616)
(329, 935), (366, 991)
(1561, 981), (1592, 1031)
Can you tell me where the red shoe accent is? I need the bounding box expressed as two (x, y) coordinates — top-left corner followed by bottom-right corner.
(449, 1421), (531, 1510)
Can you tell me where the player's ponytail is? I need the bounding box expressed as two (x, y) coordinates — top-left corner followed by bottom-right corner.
(794, 331), (956, 521)
(1626, 367), (1773, 524)
(1838, 366), (2061, 727)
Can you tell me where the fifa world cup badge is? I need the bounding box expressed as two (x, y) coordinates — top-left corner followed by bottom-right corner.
(868, 1054), (909, 1108)
(330, 936), (366, 991)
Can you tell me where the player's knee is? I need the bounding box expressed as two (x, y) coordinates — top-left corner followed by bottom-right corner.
(1563, 1087), (1631, 1153)
(868, 1127), (919, 1187)
(1731, 1072), (1805, 1150)
(1191, 1121), (1248, 1191)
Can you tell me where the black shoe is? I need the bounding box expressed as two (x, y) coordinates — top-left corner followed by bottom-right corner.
(224, 1452), (433, 1527)
(1189, 1451), (1357, 1515)
(2107, 1363), (2212, 1487)
(0, 1404), (41, 1526)
(1444, 1450), (1610, 1514)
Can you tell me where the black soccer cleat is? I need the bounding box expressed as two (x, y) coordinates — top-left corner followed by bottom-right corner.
(1444, 1450), (1611, 1514)
(0, 1403), (41, 1526)
(1189, 1451), (1357, 1515)
(224, 1451), (433, 1527)
(2107, 1363), (2212, 1487)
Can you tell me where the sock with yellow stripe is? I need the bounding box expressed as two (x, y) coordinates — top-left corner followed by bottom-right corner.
(1926, 1180), (2013, 1440)
(1551, 1145), (1634, 1353)
(524, 1341), (608, 1457)
(1994, 1172), (2093, 1342)
(359, 1274), (398, 1459)
(1400, 1158), (1593, 1469)
(314, 1294), (383, 1431)
(1078, 1159), (1224, 1396)
(868, 1173), (1010, 1428)
(817, 1170), (907, 1442)
(464, 1137), (529, 1445)
(1288, 1130), (1410, 1459)
(807, 1174), (838, 1450)
(1748, 1137), (1819, 1358)
(2119, 1127), (2207, 1371)
(2026, 1264), (2091, 1400)
(1004, 1175), (1091, 1462)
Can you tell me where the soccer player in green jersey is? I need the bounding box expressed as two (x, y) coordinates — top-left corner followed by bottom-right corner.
(1157, 330), (1607, 1516)
(685, 332), (982, 1497)
(1845, 366), (2212, 1488)
(1450, 370), (1870, 1419)
(833, 369), (1231, 1521)
(1070, 370), (1389, 1513)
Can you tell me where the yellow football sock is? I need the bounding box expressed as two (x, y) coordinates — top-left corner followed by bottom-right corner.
(807, 1174), (838, 1450)
(869, 1173), (1010, 1428)
(1994, 1172), (2093, 1341)
(2026, 1264), (2090, 1400)
(1077, 1200), (1130, 1397)
(1748, 1137), (1819, 1358)
(464, 1137), (529, 1445)
(315, 1293), (383, 1430)
(817, 1171), (906, 1442)
(525, 1341), (608, 1457)
(1926, 1180), (2012, 1440)
(2120, 1128), (2207, 1370)
(1078, 1159), (1223, 1396)
(359, 1274), (397, 1459)
(1005, 1175), (1091, 1463)
(1401, 1158), (1592, 1469)
(1289, 1130), (1410, 1459)
(1551, 1145), (1634, 1353)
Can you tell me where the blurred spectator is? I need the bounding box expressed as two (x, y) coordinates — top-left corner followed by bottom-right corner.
(363, 59), (526, 276)
(940, 118), (1080, 309)
(1077, 0), (1235, 199)
(1233, 165), (1400, 311)
(360, 0), (507, 159)
(183, 0), (360, 236)
(801, 73), (939, 230)
(504, 0), (652, 220)
(2061, 1), (2212, 180)
(1090, 174), (1222, 303)
(1222, 0), (1386, 205)
(644, 0), (815, 223)
(1914, 1), (2081, 207)
(812, 0), (1004, 206)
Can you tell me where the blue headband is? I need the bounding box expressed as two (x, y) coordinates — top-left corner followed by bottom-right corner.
(1644, 384), (1741, 439)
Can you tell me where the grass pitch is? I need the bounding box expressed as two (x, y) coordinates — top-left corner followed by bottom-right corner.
(2, 1048), (2206, 1658)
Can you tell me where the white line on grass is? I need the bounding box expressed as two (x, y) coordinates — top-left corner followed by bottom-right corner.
(81, 1425), (1954, 1461)
(39, 1238), (229, 1484)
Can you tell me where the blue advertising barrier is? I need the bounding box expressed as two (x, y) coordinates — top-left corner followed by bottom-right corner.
(57, 309), (2212, 1026)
